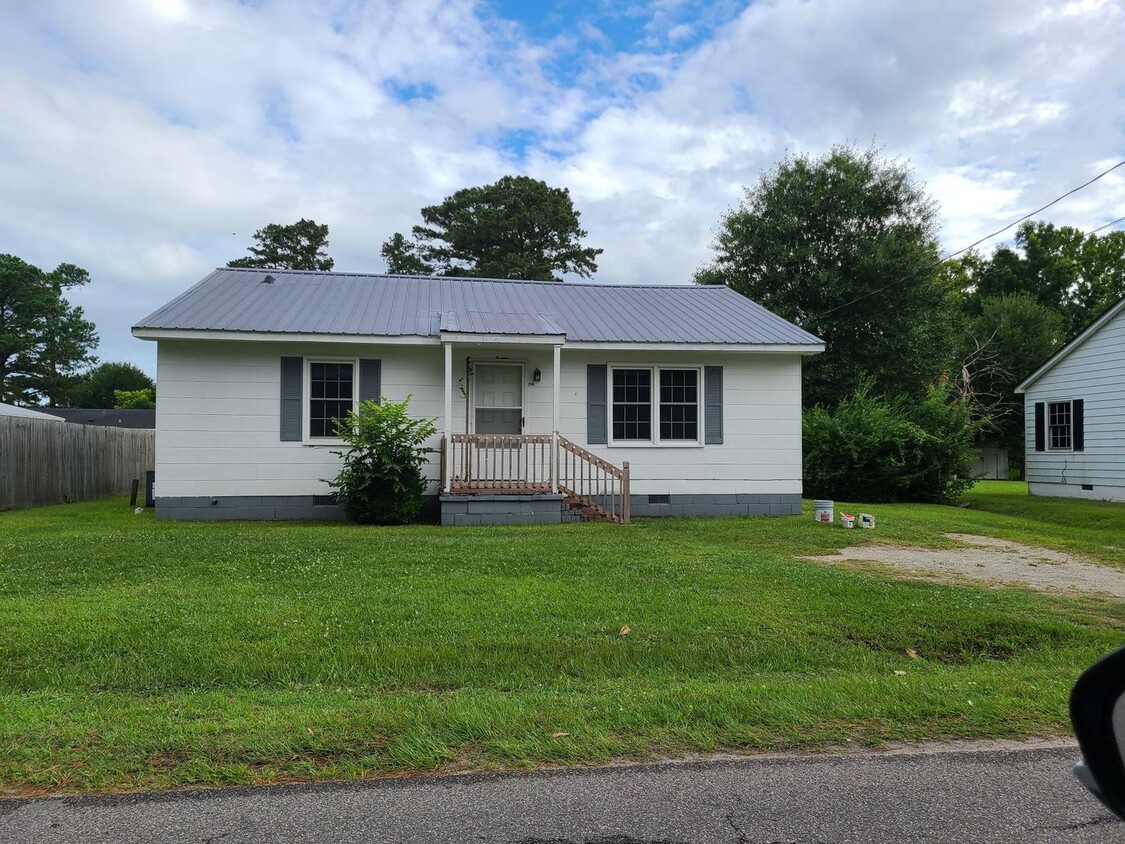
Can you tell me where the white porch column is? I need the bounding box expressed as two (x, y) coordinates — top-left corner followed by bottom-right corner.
(443, 341), (453, 493)
(551, 343), (561, 494)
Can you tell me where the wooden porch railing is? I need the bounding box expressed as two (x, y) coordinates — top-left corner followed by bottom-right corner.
(557, 435), (630, 523)
(439, 433), (630, 523)
(447, 433), (554, 492)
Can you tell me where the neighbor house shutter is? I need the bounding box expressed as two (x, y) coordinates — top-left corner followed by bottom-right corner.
(704, 366), (723, 445)
(587, 364), (607, 445)
(1034, 402), (1045, 452)
(359, 359), (381, 404)
(1073, 399), (1084, 452)
(280, 356), (303, 442)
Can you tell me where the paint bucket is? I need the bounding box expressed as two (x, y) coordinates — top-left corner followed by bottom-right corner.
(814, 500), (834, 524)
(840, 513), (855, 529)
(859, 513), (875, 529)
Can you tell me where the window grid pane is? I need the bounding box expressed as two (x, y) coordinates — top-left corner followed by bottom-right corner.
(310, 362), (354, 437)
(612, 369), (652, 440)
(659, 369), (698, 441)
(1048, 401), (1071, 450)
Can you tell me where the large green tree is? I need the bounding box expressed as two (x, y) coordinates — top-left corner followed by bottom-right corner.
(0, 255), (99, 406)
(228, 219), (334, 271)
(694, 145), (955, 408)
(958, 221), (1125, 336)
(71, 362), (155, 409)
(381, 175), (603, 280)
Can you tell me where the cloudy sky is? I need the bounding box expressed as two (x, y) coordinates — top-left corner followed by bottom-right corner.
(2, 0), (1124, 375)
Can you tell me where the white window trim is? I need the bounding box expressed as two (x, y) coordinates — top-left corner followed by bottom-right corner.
(469, 360), (526, 435)
(607, 364), (705, 448)
(1046, 398), (1073, 452)
(303, 356), (360, 444)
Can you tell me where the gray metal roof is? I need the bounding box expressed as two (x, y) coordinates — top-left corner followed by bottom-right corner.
(135, 268), (823, 346)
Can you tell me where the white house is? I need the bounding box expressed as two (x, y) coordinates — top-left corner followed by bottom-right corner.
(132, 268), (824, 524)
(1015, 294), (1125, 502)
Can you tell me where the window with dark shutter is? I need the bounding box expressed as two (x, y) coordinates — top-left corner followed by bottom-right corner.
(587, 364), (607, 444)
(280, 356), (303, 442)
(704, 366), (723, 444)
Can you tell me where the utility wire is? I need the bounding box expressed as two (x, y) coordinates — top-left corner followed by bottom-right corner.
(810, 158), (1125, 321)
(1086, 214), (1125, 236)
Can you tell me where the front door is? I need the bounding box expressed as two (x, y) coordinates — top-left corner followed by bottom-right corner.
(474, 364), (523, 434)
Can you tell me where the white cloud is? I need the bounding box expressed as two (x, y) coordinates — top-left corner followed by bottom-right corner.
(1, 0), (1123, 377)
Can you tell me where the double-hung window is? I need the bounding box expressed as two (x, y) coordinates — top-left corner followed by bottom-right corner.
(611, 366), (700, 444)
(308, 361), (355, 438)
(1047, 400), (1072, 450)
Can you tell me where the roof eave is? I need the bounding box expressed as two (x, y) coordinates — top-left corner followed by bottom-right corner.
(1014, 294), (1125, 394)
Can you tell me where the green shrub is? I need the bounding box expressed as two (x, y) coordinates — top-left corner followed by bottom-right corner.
(328, 396), (437, 525)
(803, 380), (979, 503)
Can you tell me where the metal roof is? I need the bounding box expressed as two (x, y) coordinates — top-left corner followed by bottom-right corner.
(134, 268), (823, 346)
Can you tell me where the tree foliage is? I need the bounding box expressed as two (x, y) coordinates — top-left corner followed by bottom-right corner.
(327, 396), (437, 525)
(228, 219), (335, 271)
(113, 388), (156, 410)
(0, 254), (98, 406)
(381, 175), (603, 280)
(694, 145), (954, 408)
(954, 221), (1125, 337)
(803, 380), (979, 504)
(72, 362), (155, 408)
(958, 293), (1064, 455)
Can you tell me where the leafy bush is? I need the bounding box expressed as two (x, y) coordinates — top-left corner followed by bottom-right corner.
(328, 396), (437, 525)
(803, 380), (979, 503)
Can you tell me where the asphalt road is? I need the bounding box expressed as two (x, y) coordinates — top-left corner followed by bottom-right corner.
(1, 741), (1119, 844)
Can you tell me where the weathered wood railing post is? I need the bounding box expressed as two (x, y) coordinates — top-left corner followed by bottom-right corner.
(621, 461), (630, 523)
(439, 436), (448, 493)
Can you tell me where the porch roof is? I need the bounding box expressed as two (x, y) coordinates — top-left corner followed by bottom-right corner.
(134, 268), (823, 347)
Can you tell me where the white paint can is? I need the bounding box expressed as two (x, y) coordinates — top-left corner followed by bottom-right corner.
(840, 513), (855, 528)
(813, 500), (834, 524)
(859, 513), (875, 529)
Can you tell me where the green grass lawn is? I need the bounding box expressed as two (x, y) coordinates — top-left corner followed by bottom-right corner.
(1, 482), (1122, 794)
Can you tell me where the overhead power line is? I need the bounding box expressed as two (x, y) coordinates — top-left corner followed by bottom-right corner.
(810, 158), (1125, 321)
(1086, 214), (1125, 236)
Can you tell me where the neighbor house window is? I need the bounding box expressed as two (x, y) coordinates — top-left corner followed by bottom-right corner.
(309, 361), (355, 438)
(611, 366), (700, 443)
(1048, 400), (1072, 450)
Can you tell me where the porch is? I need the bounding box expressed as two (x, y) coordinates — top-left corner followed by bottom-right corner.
(436, 332), (629, 525)
(438, 433), (630, 524)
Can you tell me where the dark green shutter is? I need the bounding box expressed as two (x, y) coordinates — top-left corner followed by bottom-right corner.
(704, 366), (723, 444)
(1034, 402), (1045, 452)
(1073, 399), (1084, 451)
(587, 364), (607, 445)
(359, 359), (381, 404)
(280, 356), (303, 441)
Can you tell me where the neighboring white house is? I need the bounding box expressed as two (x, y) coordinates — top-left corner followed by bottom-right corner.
(0, 403), (65, 422)
(1015, 294), (1125, 503)
(132, 268), (824, 524)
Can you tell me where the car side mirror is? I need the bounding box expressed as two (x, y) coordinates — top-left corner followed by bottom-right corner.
(1071, 643), (1125, 820)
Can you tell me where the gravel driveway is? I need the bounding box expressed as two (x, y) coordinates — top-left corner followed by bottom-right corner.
(805, 533), (1125, 599)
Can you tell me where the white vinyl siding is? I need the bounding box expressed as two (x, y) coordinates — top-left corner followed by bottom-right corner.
(154, 341), (804, 499)
(1023, 303), (1125, 501)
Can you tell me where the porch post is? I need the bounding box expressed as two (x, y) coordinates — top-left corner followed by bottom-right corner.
(551, 343), (561, 494)
(443, 341), (453, 493)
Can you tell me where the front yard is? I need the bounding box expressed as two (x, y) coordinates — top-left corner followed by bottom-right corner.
(1, 483), (1122, 794)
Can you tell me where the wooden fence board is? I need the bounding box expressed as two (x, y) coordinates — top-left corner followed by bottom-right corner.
(0, 417), (156, 510)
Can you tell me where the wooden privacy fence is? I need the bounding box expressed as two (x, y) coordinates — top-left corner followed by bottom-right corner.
(0, 416), (156, 510)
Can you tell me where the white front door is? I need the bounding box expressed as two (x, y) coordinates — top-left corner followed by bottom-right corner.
(474, 364), (523, 434)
